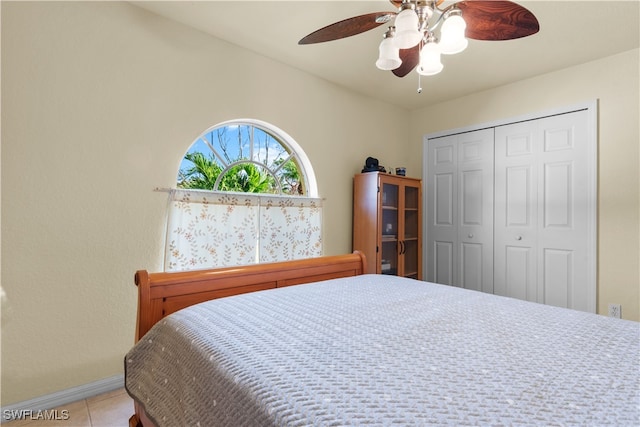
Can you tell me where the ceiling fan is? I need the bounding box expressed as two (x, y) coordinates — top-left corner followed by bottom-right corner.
(299, 0), (539, 78)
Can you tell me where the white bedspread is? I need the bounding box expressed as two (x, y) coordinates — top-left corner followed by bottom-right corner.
(125, 274), (639, 426)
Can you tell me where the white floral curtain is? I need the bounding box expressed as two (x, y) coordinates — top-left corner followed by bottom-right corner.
(164, 189), (322, 271)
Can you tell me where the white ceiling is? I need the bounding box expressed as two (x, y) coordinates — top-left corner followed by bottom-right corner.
(132, 0), (640, 110)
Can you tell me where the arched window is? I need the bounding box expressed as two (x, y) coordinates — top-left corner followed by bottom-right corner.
(164, 119), (322, 271)
(177, 119), (318, 197)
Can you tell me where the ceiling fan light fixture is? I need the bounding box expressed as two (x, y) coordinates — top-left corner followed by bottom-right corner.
(393, 4), (423, 49)
(439, 12), (468, 55)
(376, 28), (402, 70)
(298, 0), (540, 84)
(417, 39), (443, 76)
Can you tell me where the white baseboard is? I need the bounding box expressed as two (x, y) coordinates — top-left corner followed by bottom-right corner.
(1, 374), (124, 421)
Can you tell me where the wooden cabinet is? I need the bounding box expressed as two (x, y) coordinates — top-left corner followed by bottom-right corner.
(353, 172), (422, 280)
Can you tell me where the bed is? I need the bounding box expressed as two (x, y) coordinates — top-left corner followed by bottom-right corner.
(125, 252), (639, 426)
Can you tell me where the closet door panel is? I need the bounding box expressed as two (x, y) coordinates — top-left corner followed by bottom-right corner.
(461, 169), (483, 225)
(503, 245), (534, 300)
(426, 129), (493, 290)
(537, 111), (591, 311)
(461, 242), (483, 291)
(426, 136), (458, 284)
(434, 241), (454, 285)
(543, 248), (573, 308)
(495, 110), (591, 310)
(543, 162), (573, 228)
(494, 124), (539, 302)
(457, 129), (494, 293)
(505, 166), (533, 227)
(495, 126), (539, 302)
(435, 173), (455, 226)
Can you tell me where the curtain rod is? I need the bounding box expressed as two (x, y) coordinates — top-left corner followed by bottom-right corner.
(153, 187), (324, 200)
(154, 187), (172, 193)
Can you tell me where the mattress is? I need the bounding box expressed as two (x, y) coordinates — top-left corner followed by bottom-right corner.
(125, 274), (640, 426)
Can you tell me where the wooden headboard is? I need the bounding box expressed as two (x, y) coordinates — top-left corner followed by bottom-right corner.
(133, 251), (367, 341)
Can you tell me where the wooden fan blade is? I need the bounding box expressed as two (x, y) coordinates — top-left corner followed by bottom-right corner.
(392, 44), (420, 77)
(299, 12), (395, 45)
(457, 0), (539, 41)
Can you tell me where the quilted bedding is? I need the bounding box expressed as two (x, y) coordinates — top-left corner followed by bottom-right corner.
(125, 274), (639, 426)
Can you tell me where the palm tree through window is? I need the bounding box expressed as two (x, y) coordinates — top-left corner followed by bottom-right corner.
(177, 120), (313, 196)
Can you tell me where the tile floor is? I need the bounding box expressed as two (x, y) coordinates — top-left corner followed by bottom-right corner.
(1, 388), (133, 427)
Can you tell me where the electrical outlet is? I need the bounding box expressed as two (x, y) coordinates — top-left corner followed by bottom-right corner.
(608, 303), (622, 319)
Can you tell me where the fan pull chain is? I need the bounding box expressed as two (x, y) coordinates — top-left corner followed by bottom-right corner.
(417, 73), (423, 94)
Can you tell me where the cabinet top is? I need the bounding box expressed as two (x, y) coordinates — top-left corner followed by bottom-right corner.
(355, 171), (421, 182)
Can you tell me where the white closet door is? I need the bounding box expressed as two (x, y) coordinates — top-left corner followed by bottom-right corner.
(457, 129), (494, 293)
(494, 124), (538, 301)
(494, 110), (592, 311)
(426, 129), (494, 291)
(426, 136), (457, 285)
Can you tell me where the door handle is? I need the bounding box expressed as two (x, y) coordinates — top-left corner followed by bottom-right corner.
(468, 233), (474, 238)
(516, 235), (523, 241)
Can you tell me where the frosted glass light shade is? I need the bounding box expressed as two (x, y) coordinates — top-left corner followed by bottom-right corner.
(440, 14), (468, 55)
(417, 42), (443, 76)
(393, 9), (422, 49)
(376, 37), (402, 70)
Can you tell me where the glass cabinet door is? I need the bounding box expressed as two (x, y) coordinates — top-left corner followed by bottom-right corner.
(380, 182), (399, 275)
(402, 185), (420, 279)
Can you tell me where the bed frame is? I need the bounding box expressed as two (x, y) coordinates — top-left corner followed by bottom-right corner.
(129, 251), (367, 427)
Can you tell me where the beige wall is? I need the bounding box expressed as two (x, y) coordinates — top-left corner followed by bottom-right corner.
(0, 2), (410, 405)
(409, 48), (640, 322)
